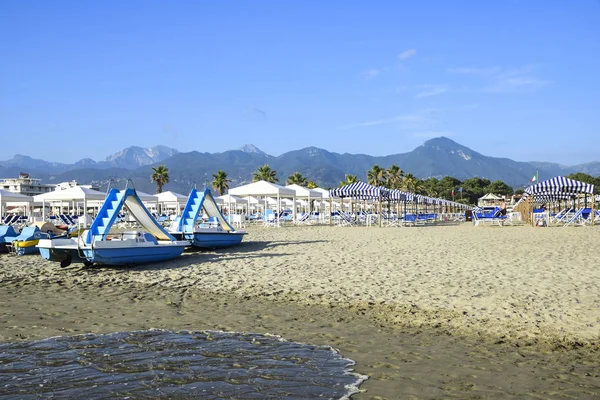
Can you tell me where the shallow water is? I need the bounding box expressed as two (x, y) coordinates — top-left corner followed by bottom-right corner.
(0, 330), (367, 399)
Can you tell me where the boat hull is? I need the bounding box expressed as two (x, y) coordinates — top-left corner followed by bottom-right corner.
(190, 231), (246, 249)
(37, 238), (187, 266)
(82, 241), (186, 265)
(37, 238), (87, 263)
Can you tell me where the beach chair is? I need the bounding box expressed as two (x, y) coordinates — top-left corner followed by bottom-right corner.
(563, 208), (592, 227)
(0, 225), (20, 243)
(294, 212), (310, 225)
(473, 207), (506, 226)
(335, 210), (355, 226)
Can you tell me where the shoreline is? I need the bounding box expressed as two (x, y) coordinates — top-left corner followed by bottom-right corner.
(1, 224), (600, 398)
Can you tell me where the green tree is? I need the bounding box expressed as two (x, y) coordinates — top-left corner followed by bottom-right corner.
(286, 171), (308, 186)
(436, 176), (462, 200)
(566, 173), (600, 194)
(150, 164), (169, 194)
(461, 177), (491, 204)
(385, 164), (404, 189)
(339, 174), (358, 186)
(212, 170), (231, 195)
(252, 164), (278, 183)
(367, 164), (385, 186)
(401, 173), (424, 194)
(485, 180), (513, 196)
(307, 181), (318, 189)
(422, 177), (440, 197)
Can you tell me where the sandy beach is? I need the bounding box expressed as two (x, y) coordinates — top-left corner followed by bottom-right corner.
(1, 223), (600, 398)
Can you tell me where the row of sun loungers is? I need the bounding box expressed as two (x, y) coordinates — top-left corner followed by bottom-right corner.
(1, 215), (28, 226)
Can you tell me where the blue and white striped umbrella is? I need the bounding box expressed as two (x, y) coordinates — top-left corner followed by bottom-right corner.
(329, 181), (390, 200)
(388, 189), (410, 201)
(524, 176), (594, 197)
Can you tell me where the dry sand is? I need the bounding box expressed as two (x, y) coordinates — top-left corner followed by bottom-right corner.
(1, 223), (600, 398)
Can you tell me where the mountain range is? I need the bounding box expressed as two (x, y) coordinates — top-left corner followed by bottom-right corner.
(1, 138), (598, 194)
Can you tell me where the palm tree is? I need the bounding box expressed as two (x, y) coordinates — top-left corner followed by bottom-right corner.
(366, 164), (385, 186)
(339, 174), (358, 186)
(386, 164), (404, 189)
(286, 171), (308, 186)
(307, 181), (318, 189)
(150, 164), (169, 194)
(252, 164), (278, 183)
(212, 170), (231, 195)
(401, 173), (424, 194)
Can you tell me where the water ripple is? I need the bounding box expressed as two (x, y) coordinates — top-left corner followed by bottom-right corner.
(0, 329), (367, 399)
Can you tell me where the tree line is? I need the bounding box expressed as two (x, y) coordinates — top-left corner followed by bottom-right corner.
(150, 163), (600, 205)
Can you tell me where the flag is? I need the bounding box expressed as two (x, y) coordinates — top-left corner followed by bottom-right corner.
(530, 171), (538, 183)
(451, 188), (455, 198)
(458, 187), (462, 193)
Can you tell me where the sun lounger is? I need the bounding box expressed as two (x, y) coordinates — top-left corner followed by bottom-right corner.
(473, 207), (507, 226)
(563, 207), (592, 227)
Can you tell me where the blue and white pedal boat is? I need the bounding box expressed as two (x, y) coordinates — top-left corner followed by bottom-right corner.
(169, 188), (246, 249)
(37, 187), (188, 266)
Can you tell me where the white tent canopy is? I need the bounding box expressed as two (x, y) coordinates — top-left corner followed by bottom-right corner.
(0, 189), (34, 218)
(285, 184), (323, 199)
(216, 194), (247, 205)
(312, 187), (330, 199)
(0, 189), (34, 203)
(229, 181), (296, 224)
(33, 186), (106, 202)
(155, 191), (188, 214)
(136, 191), (159, 202)
(229, 181), (296, 197)
(155, 191), (188, 203)
(33, 186), (107, 219)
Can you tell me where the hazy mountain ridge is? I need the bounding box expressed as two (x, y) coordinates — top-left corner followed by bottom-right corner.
(0, 138), (594, 194)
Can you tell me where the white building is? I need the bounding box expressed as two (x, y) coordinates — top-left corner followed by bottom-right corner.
(55, 180), (100, 191)
(0, 173), (54, 196)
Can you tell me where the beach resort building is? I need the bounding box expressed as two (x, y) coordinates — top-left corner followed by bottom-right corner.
(477, 193), (504, 207)
(55, 180), (100, 192)
(0, 173), (54, 196)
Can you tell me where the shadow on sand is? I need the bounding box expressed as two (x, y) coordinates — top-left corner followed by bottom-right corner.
(74, 239), (329, 273)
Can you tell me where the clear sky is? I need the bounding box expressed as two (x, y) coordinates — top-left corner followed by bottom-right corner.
(1, 1), (599, 165)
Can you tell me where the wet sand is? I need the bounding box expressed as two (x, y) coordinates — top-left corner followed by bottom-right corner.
(1, 224), (599, 398)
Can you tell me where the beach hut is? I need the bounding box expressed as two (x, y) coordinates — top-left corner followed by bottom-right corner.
(478, 193), (503, 207)
(0, 189), (34, 219)
(285, 184), (323, 213)
(514, 176), (595, 226)
(329, 181), (391, 227)
(155, 191), (188, 216)
(229, 181), (297, 226)
(33, 186), (106, 220)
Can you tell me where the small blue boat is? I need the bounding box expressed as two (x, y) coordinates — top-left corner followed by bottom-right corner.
(169, 188), (247, 249)
(37, 187), (188, 266)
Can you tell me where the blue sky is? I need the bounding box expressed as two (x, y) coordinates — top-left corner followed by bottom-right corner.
(1, 1), (599, 165)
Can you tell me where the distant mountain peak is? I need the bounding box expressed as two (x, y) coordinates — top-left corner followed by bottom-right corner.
(105, 145), (179, 169)
(238, 144), (266, 155)
(422, 136), (462, 148)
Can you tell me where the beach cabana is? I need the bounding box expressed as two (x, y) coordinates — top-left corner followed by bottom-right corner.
(312, 187), (330, 199)
(155, 191), (188, 215)
(229, 181), (297, 225)
(216, 194), (249, 217)
(33, 186), (106, 220)
(0, 189), (34, 219)
(478, 193), (503, 207)
(514, 176), (595, 225)
(285, 184), (322, 213)
(329, 181), (390, 227)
